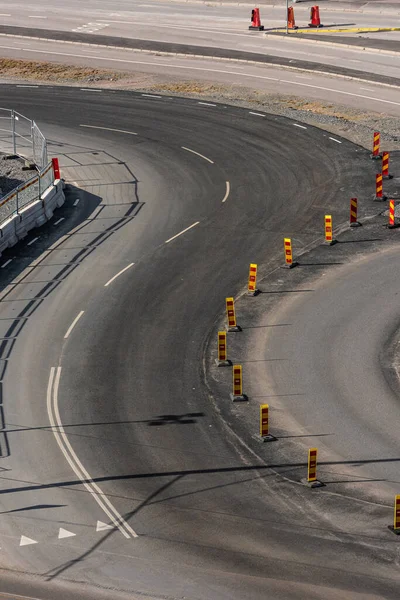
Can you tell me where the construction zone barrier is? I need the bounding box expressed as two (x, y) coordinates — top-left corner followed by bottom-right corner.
(389, 496), (400, 534)
(304, 448), (324, 488)
(287, 6), (297, 30)
(226, 297), (241, 332)
(216, 331), (231, 367)
(350, 197), (361, 228)
(52, 157), (61, 180)
(230, 364), (248, 402)
(248, 263), (259, 296)
(382, 152), (393, 180)
(387, 199), (398, 229)
(284, 238), (298, 268)
(371, 131), (382, 159)
(254, 404), (276, 443)
(309, 5), (322, 28)
(374, 173), (387, 202)
(249, 8), (264, 31)
(324, 215), (336, 246)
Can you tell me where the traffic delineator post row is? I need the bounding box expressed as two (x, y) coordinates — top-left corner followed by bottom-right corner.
(248, 5), (323, 32)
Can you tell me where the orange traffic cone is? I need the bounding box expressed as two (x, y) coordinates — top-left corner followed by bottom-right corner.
(309, 5), (323, 27)
(288, 7), (298, 29)
(249, 8), (264, 31)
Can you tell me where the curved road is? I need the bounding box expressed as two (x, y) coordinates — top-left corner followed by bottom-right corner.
(0, 85), (398, 600)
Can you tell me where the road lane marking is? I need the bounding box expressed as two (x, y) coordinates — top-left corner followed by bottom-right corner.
(73, 198), (80, 206)
(104, 262), (135, 287)
(64, 310), (84, 339)
(58, 527), (76, 539)
(142, 93), (161, 98)
(27, 237), (39, 246)
(20, 535), (37, 546)
(97, 520), (114, 531)
(1, 259), (12, 268)
(249, 112), (265, 117)
(222, 181), (230, 203)
(198, 102), (216, 107)
(293, 123), (307, 129)
(17, 85), (39, 88)
(54, 217), (65, 225)
(360, 87), (374, 91)
(80, 88), (102, 92)
(47, 367), (137, 538)
(329, 136), (342, 144)
(28, 15), (47, 18)
(165, 221), (200, 244)
(20, 49), (400, 108)
(181, 146), (214, 164)
(80, 124), (137, 135)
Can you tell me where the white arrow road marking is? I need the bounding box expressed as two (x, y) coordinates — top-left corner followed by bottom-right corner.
(20, 535), (38, 546)
(97, 520), (114, 532)
(58, 528), (76, 539)
(47, 367), (138, 538)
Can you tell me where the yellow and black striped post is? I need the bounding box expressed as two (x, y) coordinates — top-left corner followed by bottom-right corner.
(225, 297), (241, 332)
(230, 364), (247, 402)
(248, 263), (259, 296)
(216, 331), (231, 367)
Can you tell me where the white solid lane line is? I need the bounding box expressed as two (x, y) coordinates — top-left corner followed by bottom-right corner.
(64, 310), (84, 339)
(329, 136), (342, 144)
(293, 123), (307, 129)
(249, 112), (265, 117)
(47, 367), (138, 538)
(165, 221), (200, 244)
(181, 146), (214, 164)
(222, 181), (230, 204)
(104, 262), (135, 287)
(80, 124), (137, 135)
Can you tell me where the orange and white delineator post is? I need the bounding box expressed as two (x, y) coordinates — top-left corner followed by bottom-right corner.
(371, 131), (381, 159)
(350, 197), (361, 228)
(375, 173), (387, 202)
(382, 152), (393, 180)
(324, 215), (336, 245)
(248, 263), (259, 295)
(284, 238), (297, 268)
(216, 331), (231, 367)
(230, 364), (247, 402)
(225, 297), (241, 332)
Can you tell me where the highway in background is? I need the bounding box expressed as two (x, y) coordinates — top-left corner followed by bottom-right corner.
(0, 85), (397, 599)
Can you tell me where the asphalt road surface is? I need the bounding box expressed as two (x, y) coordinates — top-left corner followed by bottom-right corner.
(0, 85), (398, 599)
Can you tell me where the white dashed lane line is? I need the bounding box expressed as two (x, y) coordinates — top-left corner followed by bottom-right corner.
(64, 310), (84, 339)
(142, 93), (162, 99)
(80, 88), (102, 92)
(222, 181), (230, 204)
(54, 217), (65, 226)
(80, 124), (137, 135)
(165, 221), (200, 244)
(104, 262), (135, 287)
(27, 237), (39, 246)
(1, 259), (12, 268)
(249, 112), (265, 117)
(73, 198), (80, 206)
(329, 136), (342, 144)
(293, 123), (307, 129)
(198, 102), (216, 107)
(181, 146), (214, 164)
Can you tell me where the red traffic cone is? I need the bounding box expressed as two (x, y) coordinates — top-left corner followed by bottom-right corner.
(309, 6), (323, 27)
(249, 8), (264, 31)
(288, 6), (298, 29)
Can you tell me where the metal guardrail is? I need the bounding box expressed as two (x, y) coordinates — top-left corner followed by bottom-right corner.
(0, 161), (55, 226)
(0, 108), (48, 168)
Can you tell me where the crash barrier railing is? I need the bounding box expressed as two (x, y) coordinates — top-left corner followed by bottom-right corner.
(0, 108), (48, 168)
(0, 160), (55, 226)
